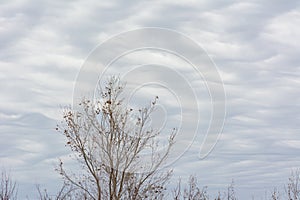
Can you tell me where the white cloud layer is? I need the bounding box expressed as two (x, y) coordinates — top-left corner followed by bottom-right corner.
(0, 0), (299, 199)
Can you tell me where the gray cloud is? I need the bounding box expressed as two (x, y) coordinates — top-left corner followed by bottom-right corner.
(0, 0), (300, 199)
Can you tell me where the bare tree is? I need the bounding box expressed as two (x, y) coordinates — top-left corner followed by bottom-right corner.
(173, 175), (209, 200)
(0, 171), (17, 200)
(226, 180), (237, 200)
(36, 184), (75, 200)
(286, 170), (300, 200)
(271, 187), (280, 200)
(56, 76), (176, 200)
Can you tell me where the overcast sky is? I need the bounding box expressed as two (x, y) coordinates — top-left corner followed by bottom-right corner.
(0, 0), (300, 199)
